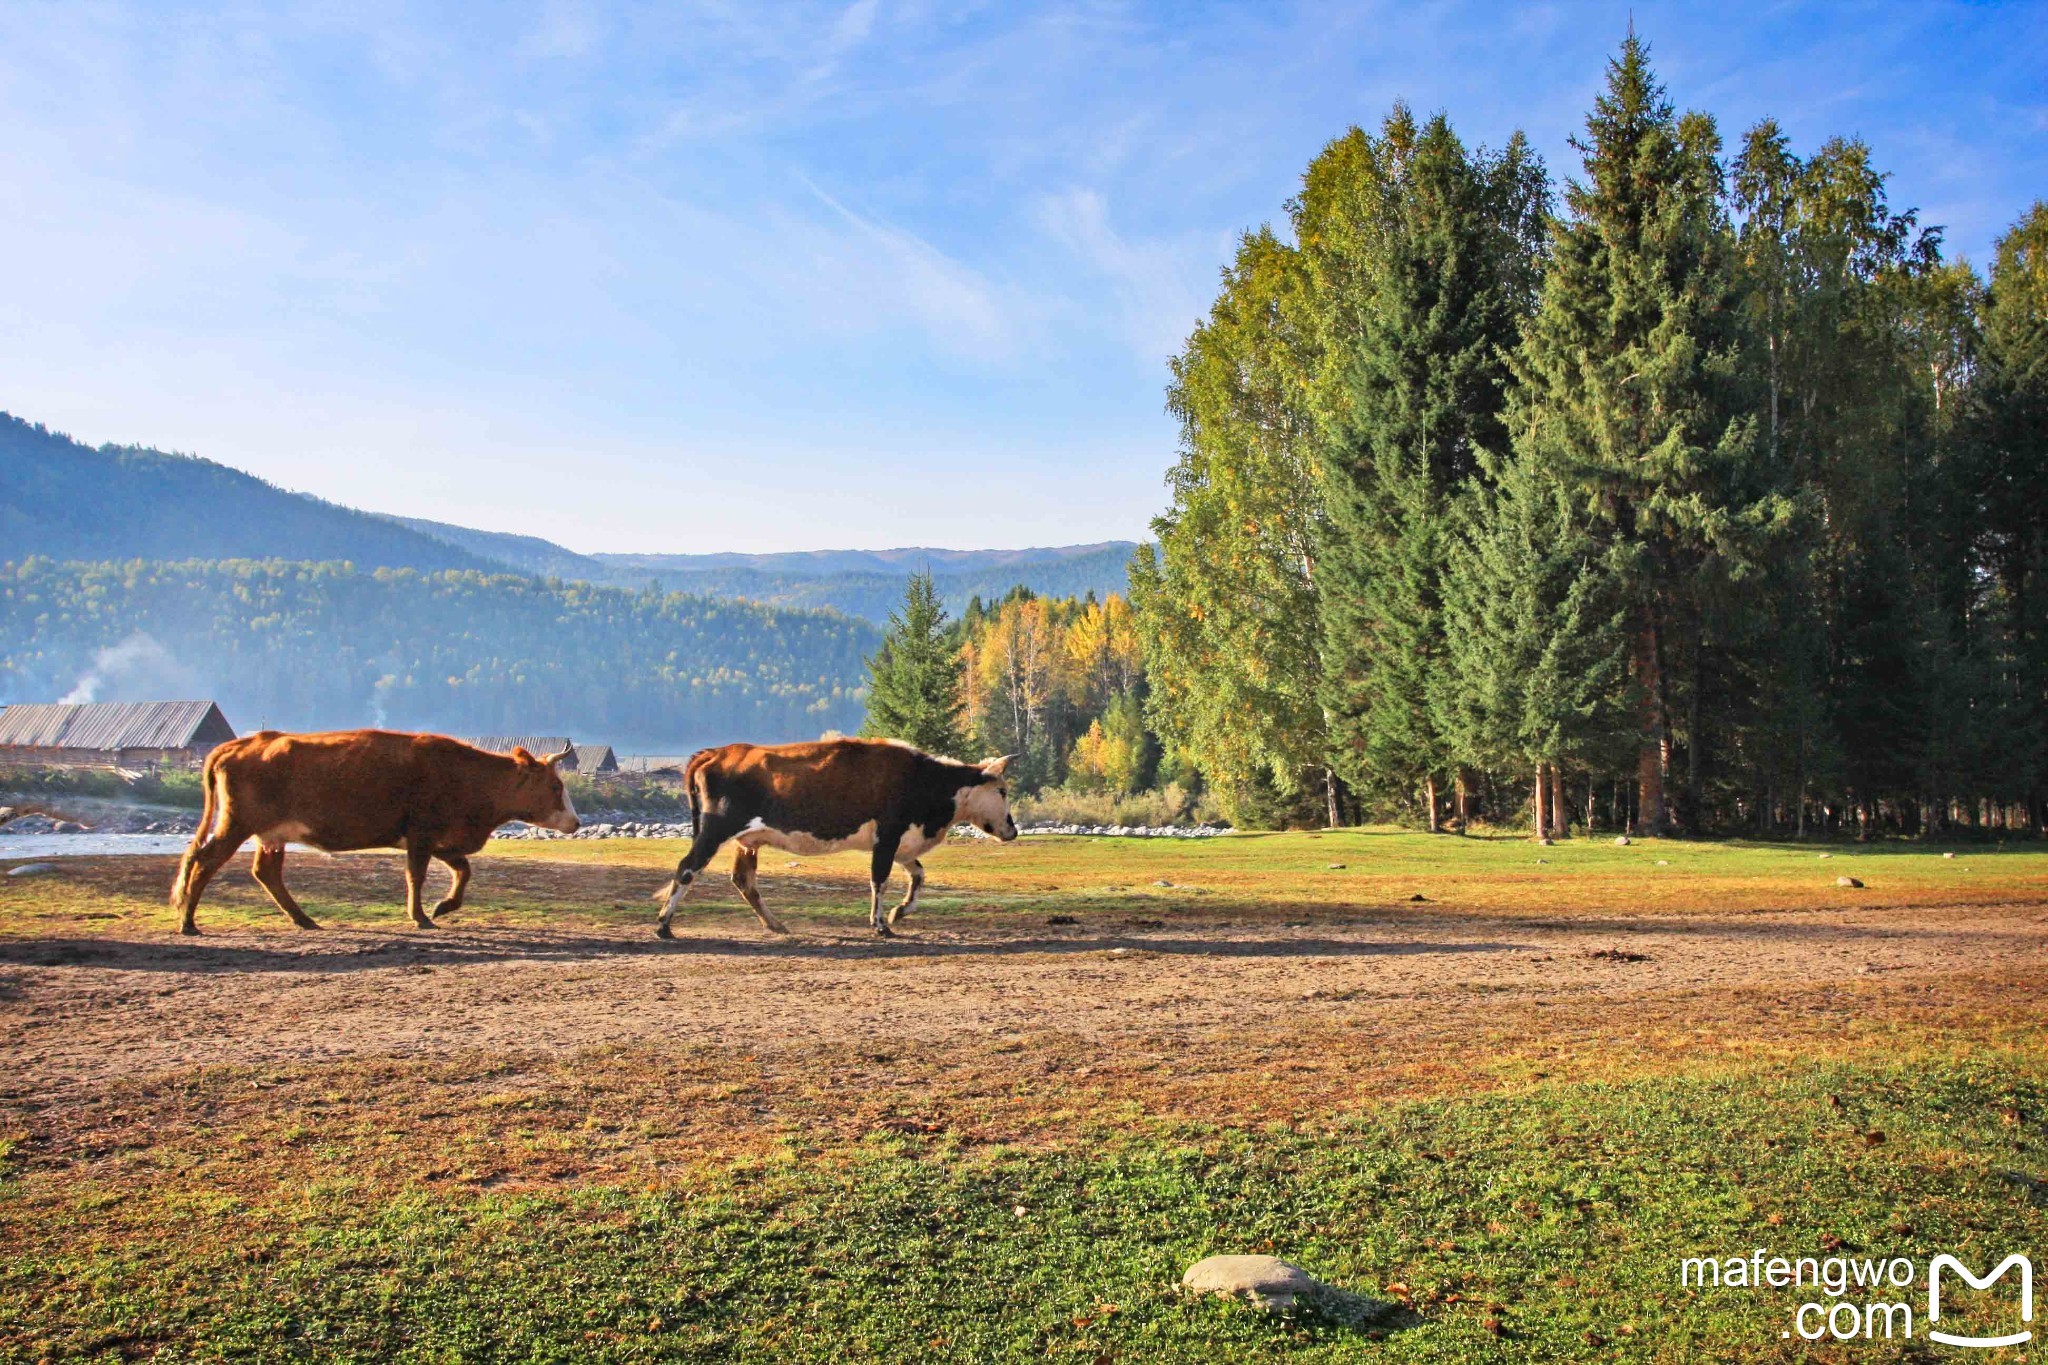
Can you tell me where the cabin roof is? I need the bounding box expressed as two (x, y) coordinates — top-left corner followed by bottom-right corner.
(0, 700), (236, 751)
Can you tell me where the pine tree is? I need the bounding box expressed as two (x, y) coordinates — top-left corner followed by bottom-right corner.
(861, 571), (964, 756)
(1509, 34), (1785, 833)
(1297, 104), (1547, 828)
(1436, 450), (1634, 836)
(1972, 202), (2048, 829)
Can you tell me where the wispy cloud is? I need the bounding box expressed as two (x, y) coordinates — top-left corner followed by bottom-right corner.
(1035, 187), (1212, 367)
(803, 177), (1023, 362)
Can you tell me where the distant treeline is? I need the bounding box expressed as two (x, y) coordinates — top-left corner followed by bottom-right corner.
(1132, 39), (2048, 837)
(609, 548), (1137, 626)
(0, 559), (875, 751)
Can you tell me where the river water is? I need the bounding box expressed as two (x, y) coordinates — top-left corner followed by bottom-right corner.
(2, 834), (196, 858)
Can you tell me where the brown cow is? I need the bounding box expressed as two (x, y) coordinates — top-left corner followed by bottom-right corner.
(653, 737), (1018, 938)
(170, 729), (580, 934)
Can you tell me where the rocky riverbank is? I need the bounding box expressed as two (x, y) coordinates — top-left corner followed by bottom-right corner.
(0, 805), (200, 836)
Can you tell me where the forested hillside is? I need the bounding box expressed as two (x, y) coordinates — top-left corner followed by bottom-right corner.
(1130, 39), (2047, 836)
(386, 515), (613, 582)
(0, 559), (874, 750)
(0, 415), (492, 572)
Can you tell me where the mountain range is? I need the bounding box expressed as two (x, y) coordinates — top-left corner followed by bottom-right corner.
(1, 412), (1136, 621)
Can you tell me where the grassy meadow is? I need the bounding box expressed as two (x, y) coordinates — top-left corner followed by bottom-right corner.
(2, 830), (2044, 1361)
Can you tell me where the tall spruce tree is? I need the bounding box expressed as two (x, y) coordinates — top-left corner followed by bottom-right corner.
(1509, 35), (1785, 833)
(1437, 450), (1634, 836)
(1972, 203), (2048, 829)
(1297, 105), (1547, 828)
(861, 571), (965, 756)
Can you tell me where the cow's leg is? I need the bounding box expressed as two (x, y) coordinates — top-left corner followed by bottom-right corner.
(171, 825), (249, 935)
(728, 845), (792, 936)
(250, 841), (320, 930)
(885, 857), (925, 929)
(404, 844), (436, 928)
(655, 816), (742, 939)
(430, 853), (472, 920)
(868, 831), (903, 938)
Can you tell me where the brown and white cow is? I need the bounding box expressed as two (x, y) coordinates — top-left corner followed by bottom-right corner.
(170, 729), (580, 934)
(653, 737), (1018, 938)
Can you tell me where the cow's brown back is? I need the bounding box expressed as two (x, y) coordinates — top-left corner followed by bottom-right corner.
(203, 729), (552, 853)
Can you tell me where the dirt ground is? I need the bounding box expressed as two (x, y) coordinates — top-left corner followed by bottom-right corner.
(4, 847), (2048, 1137)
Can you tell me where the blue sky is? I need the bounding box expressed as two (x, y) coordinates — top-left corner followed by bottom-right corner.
(2, 2), (2041, 553)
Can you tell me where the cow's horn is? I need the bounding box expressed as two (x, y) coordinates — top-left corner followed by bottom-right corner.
(543, 745), (574, 767)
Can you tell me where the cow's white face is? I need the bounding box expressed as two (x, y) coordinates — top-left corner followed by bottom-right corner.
(957, 755), (1019, 842)
(525, 749), (581, 833)
(543, 774), (581, 833)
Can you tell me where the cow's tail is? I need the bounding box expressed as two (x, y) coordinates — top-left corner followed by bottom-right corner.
(651, 749), (714, 904)
(171, 748), (226, 908)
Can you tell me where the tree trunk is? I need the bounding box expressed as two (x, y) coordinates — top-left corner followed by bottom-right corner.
(1424, 774), (1440, 834)
(1683, 632), (1702, 834)
(1549, 764), (1569, 839)
(1532, 762), (1550, 841)
(1324, 765), (1340, 830)
(1634, 618), (1668, 835)
(1455, 769), (1471, 834)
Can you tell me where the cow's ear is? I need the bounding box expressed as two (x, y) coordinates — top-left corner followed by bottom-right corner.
(981, 754), (1016, 777)
(512, 747), (536, 764)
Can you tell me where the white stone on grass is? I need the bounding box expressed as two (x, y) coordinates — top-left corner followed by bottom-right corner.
(1179, 1255), (1393, 1325)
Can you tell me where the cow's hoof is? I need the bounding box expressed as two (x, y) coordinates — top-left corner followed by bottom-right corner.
(411, 918), (436, 930)
(178, 923), (200, 937)
(655, 923), (675, 940)
(873, 926), (895, 939)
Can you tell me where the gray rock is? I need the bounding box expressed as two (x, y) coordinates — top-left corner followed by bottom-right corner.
(1613, 835), (1631, 846)
(1836, 875), (1864, 888)
(1179, 1255), (1392, 1324)
(6, 863), (58, 877)
(1943, 851), (1956, 859)
(52, 820), (87, 834)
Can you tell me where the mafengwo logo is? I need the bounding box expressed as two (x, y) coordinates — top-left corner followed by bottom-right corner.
(1680, 1249), (2032, 1346)
(1928, 1254), (2032, 1349)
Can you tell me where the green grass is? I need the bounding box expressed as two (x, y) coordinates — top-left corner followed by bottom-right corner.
(8, 826), (2044, 940)
(5, 1059), (2043, 1362)
(484, 825), (2048, 924)
(0, 764), (205, 809)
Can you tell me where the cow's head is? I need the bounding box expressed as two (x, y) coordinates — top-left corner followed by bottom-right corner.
(957, 753), (1020, 842)
(513, 745), (581, 833)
